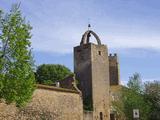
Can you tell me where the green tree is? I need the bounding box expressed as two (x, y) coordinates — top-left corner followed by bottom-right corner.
(127, 72), (142, 92)
(121, 88), (151, 120)
(36, 64), (72, 85)
(144, 81), (160, 120)
(0, 4), (35, 107)
(112, 73), (151, 120)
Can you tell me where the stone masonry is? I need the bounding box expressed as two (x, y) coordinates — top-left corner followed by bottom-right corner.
(0, 84), (84, 120)
(74, 30), (110, 120)
(109, 53), (120, 85)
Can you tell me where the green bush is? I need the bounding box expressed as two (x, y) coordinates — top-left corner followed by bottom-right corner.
(36, 64), (72, 85)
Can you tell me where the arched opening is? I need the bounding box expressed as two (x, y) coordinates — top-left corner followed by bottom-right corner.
(80, 30), (101, 45)
(100, 112), (103, 120)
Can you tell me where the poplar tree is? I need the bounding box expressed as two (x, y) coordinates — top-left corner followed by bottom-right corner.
(0, 4), (35, 106)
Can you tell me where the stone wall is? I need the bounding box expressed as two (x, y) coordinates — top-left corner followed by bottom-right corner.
(0, 85), (83, 120)
(0, 100), (18, 120)
(84, 111), (93, 120)
(74, 44), (93, 109)
(91, 44), (110, 120)
(28, 85), (83, 120)
(74, 43), (110, 120)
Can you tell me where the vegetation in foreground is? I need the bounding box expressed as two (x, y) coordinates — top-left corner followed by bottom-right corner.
(113, 73), (160, 120)
(0, 4), (35, 107)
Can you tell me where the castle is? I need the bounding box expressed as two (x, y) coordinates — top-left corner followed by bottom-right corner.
(15, 28), (120, 120)
(73, 29), (120, 120)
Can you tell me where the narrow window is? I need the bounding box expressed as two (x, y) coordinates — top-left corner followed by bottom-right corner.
(98, 51), (101, 55)
(77, 49), (81, 52)
(100, 112), (103, 120)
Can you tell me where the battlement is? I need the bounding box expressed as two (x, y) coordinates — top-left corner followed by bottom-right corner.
(109, 53), (118, 66)
(109, 53), (118, 60)
(109, 53), (117, 57)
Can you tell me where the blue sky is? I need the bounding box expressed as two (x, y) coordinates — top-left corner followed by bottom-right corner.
(1, 0), (160, 84)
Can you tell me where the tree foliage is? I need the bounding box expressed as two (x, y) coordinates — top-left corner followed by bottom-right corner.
(121, 88), (151, 120)
(36, 64), (72, 85)
(0, 4), (35, 107)
(127, 72), (142, 92)
(113, 73), (151, 120)
(144, 81), (160, 120)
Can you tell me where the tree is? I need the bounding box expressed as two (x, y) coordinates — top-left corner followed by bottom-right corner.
(121, 88), (151, 120)
(127, 72), (142, 92)
(0, 4), (35, 107)
(112, 73), (151, 120)
(144, 81), (160, 120)
(36, 64), (72, 85)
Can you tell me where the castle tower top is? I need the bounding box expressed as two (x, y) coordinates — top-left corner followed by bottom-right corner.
(80, 30), (101, 45)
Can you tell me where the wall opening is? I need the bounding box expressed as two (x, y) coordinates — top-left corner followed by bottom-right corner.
(98, 51), (101, 55)
(100, 112), (103, 120)
(77, 49), (81, 52)
(110, 113), (115, 120)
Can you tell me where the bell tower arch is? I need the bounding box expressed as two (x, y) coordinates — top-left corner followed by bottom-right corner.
(80, 30), (101, 45)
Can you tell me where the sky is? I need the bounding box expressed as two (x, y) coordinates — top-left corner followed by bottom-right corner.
(1, 0), (160, 85)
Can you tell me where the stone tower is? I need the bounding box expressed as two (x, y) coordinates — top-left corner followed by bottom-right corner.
(109, 53), (120, 85)
(74, 30), (110, 120)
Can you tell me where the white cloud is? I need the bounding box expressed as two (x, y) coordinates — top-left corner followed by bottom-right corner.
(31, 25), (84, 53)
(3, 0), (160, 54)
(102, 35), (160, 50)
(31, 26), (160, 54)
(120, 80), (128, 86)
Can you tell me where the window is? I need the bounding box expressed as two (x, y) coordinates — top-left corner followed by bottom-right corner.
(98, 51), (101, 55)
(77, 49), (81, 52)
(100, 112), (103, 120)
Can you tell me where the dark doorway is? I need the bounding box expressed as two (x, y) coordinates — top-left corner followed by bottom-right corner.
(100, 112), (103, 120)
(110, 113), (115, 120)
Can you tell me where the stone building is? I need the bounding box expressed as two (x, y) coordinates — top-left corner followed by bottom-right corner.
(74, 29), (120, 120)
